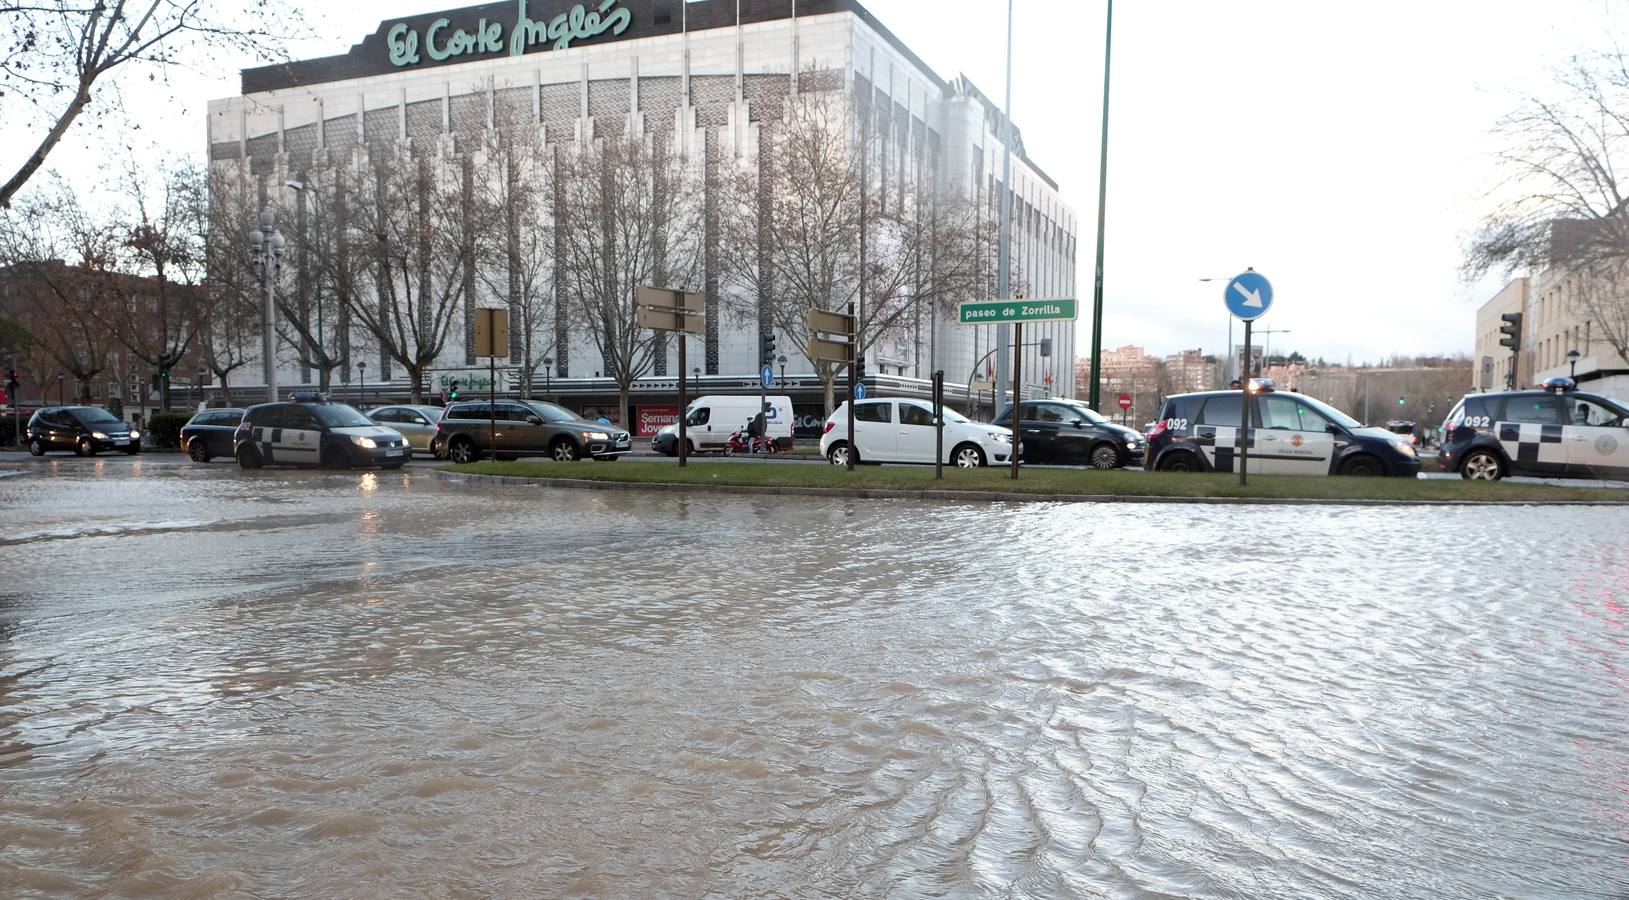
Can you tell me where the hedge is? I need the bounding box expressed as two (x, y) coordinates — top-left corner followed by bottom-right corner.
(142, 412), (192, 449)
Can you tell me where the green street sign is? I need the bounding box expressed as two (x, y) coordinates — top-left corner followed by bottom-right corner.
(958, 298), (1078, 325)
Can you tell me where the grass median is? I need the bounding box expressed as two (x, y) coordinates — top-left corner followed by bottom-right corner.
(439, 459), (1628, 503)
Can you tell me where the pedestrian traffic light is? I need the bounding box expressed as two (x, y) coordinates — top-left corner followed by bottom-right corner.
(760, 330), (777, 363)
(448, 379), (460, 401)
(1499, 312), (1523, 351)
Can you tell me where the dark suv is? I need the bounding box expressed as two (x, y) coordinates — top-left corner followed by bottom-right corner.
(432, 399), (632, 463)
(181, 408), (245, 462)
(1438, 378), (1629, 481)
(1146, 385), (1421, 477)
(233, 395), (410, 469)
(26, 406), (141, 456)
(994, 399), (1145, 468)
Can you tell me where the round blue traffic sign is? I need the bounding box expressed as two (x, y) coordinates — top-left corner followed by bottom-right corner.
(854, 382), (867, 400)
(760, 364), (774, 389)
(1223, 271), (1273, 321)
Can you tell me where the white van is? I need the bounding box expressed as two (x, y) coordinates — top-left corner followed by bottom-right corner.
(676, 395), (794, 452)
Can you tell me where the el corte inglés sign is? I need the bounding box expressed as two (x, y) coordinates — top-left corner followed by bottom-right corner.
(388, 0), (632, 67)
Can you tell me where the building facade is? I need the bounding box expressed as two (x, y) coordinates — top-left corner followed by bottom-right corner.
(1475, 271), (1629, 397)
(206, 0), (1078, 432)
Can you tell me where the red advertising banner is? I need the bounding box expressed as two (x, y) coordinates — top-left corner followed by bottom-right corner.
(636, 404), (679, 437)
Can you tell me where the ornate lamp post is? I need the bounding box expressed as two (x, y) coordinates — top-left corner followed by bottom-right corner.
(248, 206), (285, 402)
(543, 356), (553, 399)
(356, 360), (366, 407)
(1568, 348), (1580, 379)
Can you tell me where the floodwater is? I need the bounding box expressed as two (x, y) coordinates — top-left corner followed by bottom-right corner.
(0, 461), (1627, 898)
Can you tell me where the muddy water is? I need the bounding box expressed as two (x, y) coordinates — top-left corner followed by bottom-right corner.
(1, 464), (1626, 897)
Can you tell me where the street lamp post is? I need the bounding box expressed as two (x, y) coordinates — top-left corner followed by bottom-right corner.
(1568, 348), (1580, 379)
(248, 206), (285, 403)
(777, 354), (788, 385)
(543, 356), (553, 399)
(357, 360), (366, 407)
(285, 181), (327, 391)
(57, 374), (64, 404)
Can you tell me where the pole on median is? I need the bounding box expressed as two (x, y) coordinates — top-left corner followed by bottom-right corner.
(933, 369), (945, 480)
(846, 303), (856, 472)
(678, 329), (688, 468)
(1240, 317), (1252, 486)
(1011, 321), (1022, 480)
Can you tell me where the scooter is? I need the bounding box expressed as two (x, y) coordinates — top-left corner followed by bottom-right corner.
(723, 420), (778, 456)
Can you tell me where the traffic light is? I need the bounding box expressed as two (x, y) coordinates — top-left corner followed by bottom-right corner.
(760, 330), (777, 364)
(1398, 396), (1406, 406)
(1039, 337), (1053, 358)
(5, 369), (17, 392)
(448, 378), (460, 401)
(854, 354), (866, 383)
(1498, 312), (1523, 351)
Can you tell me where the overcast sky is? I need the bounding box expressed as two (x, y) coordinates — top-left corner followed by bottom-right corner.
(4, 0), (1621, 364)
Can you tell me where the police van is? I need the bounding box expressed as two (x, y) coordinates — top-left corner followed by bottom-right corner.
(234, 393), (411, 470)
(1145, 381), (1422, 477)
(1438, 377), (1629, 480)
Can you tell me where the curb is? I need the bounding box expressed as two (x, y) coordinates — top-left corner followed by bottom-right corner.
(428, 468), (1629, 507)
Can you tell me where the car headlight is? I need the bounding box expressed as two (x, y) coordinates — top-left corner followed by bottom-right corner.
(352, 436), (378, 449)
(1392, 441), (1416, 457)
(92, 431), (108, 439)
(583, 431), (610, 441)
(130, 430), (140, 439)
(1125, 440), (1140, 449)
(990, 432), (1012, 444)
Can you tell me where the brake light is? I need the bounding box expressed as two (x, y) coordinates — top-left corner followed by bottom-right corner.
(822, 421), (836, 435)
(1147, 419), (1169, 440)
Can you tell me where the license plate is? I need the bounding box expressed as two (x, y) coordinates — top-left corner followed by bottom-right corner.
(386, 448), (404, 457)
(113, 438), (130, 444)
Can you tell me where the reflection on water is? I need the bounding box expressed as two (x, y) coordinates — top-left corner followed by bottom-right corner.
(0, 466), (1627, 897)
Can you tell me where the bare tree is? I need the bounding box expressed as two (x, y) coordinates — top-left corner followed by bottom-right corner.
(1466, 50), (1629, 363)
(198, 166), (261, 392)
(1, 1), (293, 208)
(348, 149), (487, 404)
(556, 133), (703, 426)
(474, 115), (554, 397)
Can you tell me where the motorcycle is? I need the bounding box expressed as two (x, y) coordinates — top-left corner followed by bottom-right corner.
(723, 419), (779, 456)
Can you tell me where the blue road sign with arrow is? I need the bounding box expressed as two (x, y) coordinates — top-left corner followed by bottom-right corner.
(1223, 271), (1273, 321)
(760, 364), (774, 389)
(854, 382), (867, 400)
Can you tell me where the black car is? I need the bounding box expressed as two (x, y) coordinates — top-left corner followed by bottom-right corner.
(233, 394), (411, 469)
(1437, 378), (1629, 481)
(1145, 384), (1422, 477)
(25, 406), (141, 456)
(431, 399), (632, 463)
(180, 408), (245, 462)
(993, 399), (1145, 468)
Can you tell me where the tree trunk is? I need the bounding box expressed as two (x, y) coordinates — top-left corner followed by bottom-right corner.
(618, 380), (631, 432)
(407, 363), (424, 404)
(0, 81), (94, 209)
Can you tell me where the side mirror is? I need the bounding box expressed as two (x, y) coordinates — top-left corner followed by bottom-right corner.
(1326, 424), (1340, 435)
(525, 416), (542, 425)
(413, 417), (429, 426)
(1072, 420), (1086, 429)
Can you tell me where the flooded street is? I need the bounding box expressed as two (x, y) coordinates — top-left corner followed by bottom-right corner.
(1, 461), (1627, 897)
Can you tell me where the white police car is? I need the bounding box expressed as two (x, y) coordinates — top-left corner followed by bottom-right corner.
(234, 393), (411, 469)
(1438, 377), (1629, 480)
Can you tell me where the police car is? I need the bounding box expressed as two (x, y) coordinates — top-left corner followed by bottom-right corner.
(1438, 377), (1629, 480)
(1145, 381), (1422, 477)
(233, 393), (411, 469)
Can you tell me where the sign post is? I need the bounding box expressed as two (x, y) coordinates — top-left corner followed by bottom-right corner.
(807, 307), (859, 471)
(933, 369), (945, 480)
(1118, 392), (1133, 427)
(636, 286), (706, 467)
(474, 307), (510, 461)
(957, 298), (1079, 480)
(1222, 269), (1274, 486)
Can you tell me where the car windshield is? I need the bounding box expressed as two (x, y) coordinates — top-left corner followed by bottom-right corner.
(310, 404), (376, 428)
(70, 407), (122, 425)
(525, 401), (580, 423)
(1297, 394), (1363, 430)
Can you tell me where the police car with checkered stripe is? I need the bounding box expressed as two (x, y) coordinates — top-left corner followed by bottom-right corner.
(1438, 377), (1629, 481)
(1145, 380), (1422, 477)
(233, 393), (411, 470)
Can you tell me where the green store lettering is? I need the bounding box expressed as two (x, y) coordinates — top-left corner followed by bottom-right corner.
(387, 0), (632, 69)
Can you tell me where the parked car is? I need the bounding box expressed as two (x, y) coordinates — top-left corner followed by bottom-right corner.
(432, 399), (632, 463)
(653, 394), (794, 454)
(25, 406), (141, 456)
(367, 405), (445, 454)
(993, 399), (1145, 468)
(1437, 377), (1629, 480)
(1146, 382), (1421, 477)
(234, 394), (410, 469)
(180, 408), (245, 462)
(819, 398), (1015, 467)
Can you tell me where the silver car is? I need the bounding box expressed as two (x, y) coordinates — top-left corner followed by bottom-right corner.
(367, 405), (445, 454)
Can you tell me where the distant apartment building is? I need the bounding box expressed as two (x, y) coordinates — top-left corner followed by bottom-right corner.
(1163, 348), (1213, 394)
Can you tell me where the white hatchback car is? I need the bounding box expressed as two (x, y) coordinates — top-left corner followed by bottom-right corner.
(820, 398), (1016, 467)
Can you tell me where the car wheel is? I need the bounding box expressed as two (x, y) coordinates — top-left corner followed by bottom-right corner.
(28, 439), (45, 456)
(189, 441), (210, 463)
(550, 438), (581, 462)
(827, 442), (854, 467)
(76, 438), (95, 457)
(1089, 443), (1121, 470)
(449, 437), (477, 465)
(321, 446), (350, 470)
(1157, 451), (1199, 472)
(237, 445), (263, 469)
(1339, 455), (1382, 477)
(1460, 449), (1504, 481)
(953, 443), (986, 468)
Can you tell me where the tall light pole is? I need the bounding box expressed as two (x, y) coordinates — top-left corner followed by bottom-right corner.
(1256, 328), (1291, 378)
(994, 0), (1016, 415)
(1198, 276), (1233, 382)
(357, 360), (366, 407)
(1086, 0), (1114, 411)
(285, 181), (327, 391)
(249, 206), (285, 403)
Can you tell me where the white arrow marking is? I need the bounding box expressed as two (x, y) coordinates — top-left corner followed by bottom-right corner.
(1232, 282), (1264, 308)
